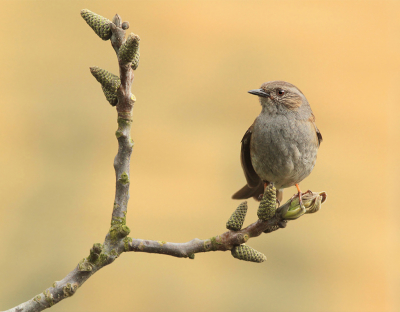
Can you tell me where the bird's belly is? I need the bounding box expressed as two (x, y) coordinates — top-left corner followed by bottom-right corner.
(250, 119), (318, 189)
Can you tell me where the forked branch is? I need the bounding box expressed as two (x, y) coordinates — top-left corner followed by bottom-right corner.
(4, 9), (327, 312)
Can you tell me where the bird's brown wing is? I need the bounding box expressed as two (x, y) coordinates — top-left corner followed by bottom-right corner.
(233, 123), (284, 201)
(316, 126), (322, 146)
(309, 113), (322, 146)
(240, 124), (261, 187)
(232, 124), (263, 200)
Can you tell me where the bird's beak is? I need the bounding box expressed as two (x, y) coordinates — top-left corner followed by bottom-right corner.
(248, 89), (270, 98)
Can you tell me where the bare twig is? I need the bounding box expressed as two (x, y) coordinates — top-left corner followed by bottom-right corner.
(3, 9), (327, 312)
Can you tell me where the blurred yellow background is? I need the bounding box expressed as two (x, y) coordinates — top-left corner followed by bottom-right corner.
(1, 1), (398, 311)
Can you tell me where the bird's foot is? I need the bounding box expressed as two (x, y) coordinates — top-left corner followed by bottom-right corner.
(295, 183), (306, 210)
(280, 183), (306, 219)
(279, 188), (327, 220)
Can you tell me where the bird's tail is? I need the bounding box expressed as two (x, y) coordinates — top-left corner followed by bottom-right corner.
(232, 183), (283, 202)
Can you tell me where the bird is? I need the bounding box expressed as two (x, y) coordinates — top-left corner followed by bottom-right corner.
(232, 81), (322, 205)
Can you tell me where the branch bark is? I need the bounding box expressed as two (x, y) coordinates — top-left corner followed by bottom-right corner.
(3, 9), (327, 312)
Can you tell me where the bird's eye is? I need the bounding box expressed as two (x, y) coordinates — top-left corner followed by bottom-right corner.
(276, 89), (285, 97)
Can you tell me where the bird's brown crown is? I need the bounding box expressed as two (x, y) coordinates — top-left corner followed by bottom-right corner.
(260, 81), (305, 110)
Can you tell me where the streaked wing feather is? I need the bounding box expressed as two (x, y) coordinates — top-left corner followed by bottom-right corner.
(309, 113), (322, 146)
(240, 124), (261, 187)
(315, 125), (322, 146)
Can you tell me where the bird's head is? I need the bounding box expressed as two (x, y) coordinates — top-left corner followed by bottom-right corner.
(248, 81), (309, 115)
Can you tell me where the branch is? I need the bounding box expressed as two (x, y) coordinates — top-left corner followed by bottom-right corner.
(123, 190), (327, 261)
(4, 9), (138, 312)
(4, 9), (327, 312)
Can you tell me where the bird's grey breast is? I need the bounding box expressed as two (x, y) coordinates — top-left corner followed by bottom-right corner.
(250, 113), (318, 189)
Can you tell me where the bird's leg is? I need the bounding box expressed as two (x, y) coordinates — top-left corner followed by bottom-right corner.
(295, 183), (305, 209)
(257, 181), (269, 201)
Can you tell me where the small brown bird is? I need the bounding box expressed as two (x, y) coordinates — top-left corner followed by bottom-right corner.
(232, 81), (322, 204)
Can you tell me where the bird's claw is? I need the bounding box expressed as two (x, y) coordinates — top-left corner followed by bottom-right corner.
(278, 191), (326, 220)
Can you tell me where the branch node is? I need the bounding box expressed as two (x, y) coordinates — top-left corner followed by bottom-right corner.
(138, 241), (145, 250)
(33, 295), (42, 303)
(63, 283), (78, 298)
(122, 21), (130, 30)
(124, 237), (133, 251)
(109, 224), (131, 241)
(205, 236), (223, 251)
(43, 290), (54, 307)
(110, 22), (117, 31)
(278, 220), (287, 228)
(117, 117), (133, 127)
(203, 240), (212, 251)
(121, 225), (131, 237)
(112, 14), (122, 27)
(78, 258), (93, 272)
(118, 172), (130, 185)
(263, 224), (279, 234)
(88, 243), (103, 263)
(236, 233), (250, 245)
